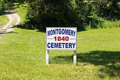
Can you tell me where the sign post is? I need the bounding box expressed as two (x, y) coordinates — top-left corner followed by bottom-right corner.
(46, 27), (77, 65)
(46, 50), (49, 65)
(73, 50), (77, 65)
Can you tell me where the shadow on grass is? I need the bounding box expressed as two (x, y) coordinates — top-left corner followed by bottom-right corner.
(15, 23), (86, 33)
(0, 30), (18, 35)
(15, 23), (46, 33)
(6, 31), (18, 34)
(51, 50), (120, 78)
(50, 55), (73, 64)
(0, 9), (16, 16)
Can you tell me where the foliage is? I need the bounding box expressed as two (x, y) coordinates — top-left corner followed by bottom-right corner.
(14, 3), (29, 24)
(26, 0), (79, 30)
(25, 0), (119, 31)
(26, 1), (93, 30)
(11, 0), (120, 30)
(92, 0), (120, 20)
(0, 0), (4, 10)
(0, 0), (8, 11)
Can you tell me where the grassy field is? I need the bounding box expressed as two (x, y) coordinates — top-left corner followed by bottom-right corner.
(0, 10), (9, 28)
(0, 2), (120, 80)
(0, 27), (120, 79)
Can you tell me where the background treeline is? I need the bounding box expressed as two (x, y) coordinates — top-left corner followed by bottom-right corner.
(0, 0), (7, 11)
(1, 0), (120, 31)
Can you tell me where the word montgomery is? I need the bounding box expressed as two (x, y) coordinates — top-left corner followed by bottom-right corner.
(47, 29), (76, 36)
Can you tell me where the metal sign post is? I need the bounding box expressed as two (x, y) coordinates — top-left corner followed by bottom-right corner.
(46, 50), (49, 65)
(46, 27), (77, 65)
(73, 50), (77, 65)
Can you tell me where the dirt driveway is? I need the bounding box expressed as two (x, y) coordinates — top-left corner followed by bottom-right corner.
(0, 9), (20, 37)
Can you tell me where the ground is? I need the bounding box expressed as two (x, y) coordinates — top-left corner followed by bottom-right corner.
(0, 27), (120, 80)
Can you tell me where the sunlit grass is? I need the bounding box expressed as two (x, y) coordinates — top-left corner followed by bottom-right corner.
(0, 10), (9, 27)
(14, 3), (29, 24)
(0, 28), (120, 79)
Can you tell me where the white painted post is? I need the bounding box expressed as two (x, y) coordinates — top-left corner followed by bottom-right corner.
(73, 51), (77, 65)
(46, 50), (49, 65)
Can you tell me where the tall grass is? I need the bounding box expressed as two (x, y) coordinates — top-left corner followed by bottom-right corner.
(86, 18), (120, 30)
(103, 20), (120, 28)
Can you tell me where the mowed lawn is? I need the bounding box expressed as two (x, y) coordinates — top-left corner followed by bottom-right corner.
(0, 28), (120, 80)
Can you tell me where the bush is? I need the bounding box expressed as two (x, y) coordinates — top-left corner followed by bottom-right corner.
(26, 0), (78, 30)
(22, 0), (120, 31)
(0, 0), (8, 11)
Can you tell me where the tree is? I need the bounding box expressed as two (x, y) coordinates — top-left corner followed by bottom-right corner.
(27, 0), (81, 30)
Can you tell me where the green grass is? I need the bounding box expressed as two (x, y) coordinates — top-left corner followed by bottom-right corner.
(14, 3), (29, 24)
(0, 10), (9, 27)
(0, 28), (120, 79)
(1, 2), (120, 80)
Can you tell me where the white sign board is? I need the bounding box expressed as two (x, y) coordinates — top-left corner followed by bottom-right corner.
(46, 27), (77, 50)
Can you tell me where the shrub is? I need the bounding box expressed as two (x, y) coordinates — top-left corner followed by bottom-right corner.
(22, 0), (120, 31)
